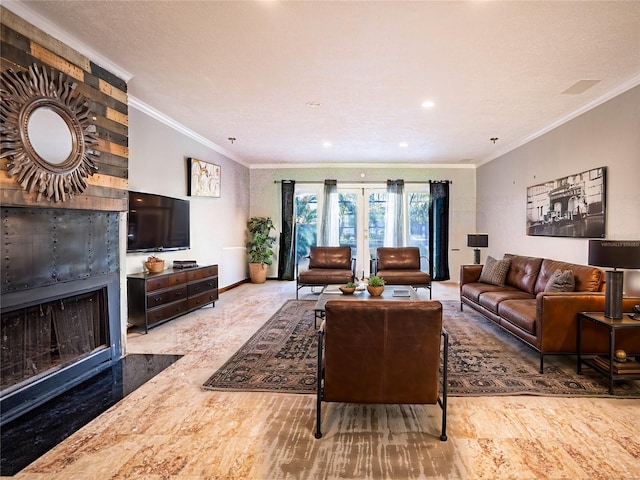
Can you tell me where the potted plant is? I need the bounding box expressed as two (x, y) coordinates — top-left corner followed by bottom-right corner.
(367, 275), (385, 296)
(246, 216), (277, 284)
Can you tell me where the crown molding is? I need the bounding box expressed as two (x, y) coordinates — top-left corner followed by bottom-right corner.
(478, 74), (640, 167)
(249, 162), (475, 170)
(2, 0), (133, 82)
(128, 96), (246, 166)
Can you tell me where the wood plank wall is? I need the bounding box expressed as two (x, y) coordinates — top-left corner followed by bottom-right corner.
(0, 7), (128, 212)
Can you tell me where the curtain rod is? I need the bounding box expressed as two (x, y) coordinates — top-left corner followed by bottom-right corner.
(274, 180), (452, 185)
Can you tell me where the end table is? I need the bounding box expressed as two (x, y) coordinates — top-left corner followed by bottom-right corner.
(577, 312), (640, 395)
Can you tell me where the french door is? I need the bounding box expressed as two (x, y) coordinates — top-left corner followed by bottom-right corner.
(294, 184), (430, 279)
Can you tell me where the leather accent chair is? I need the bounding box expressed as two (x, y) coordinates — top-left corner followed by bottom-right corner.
(372, 247), (432, 298)
(296, 246), (356, 298)
(314, 299), (448, 441)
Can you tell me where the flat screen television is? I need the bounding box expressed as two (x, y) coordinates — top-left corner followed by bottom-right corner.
(127, 191), (190, 253)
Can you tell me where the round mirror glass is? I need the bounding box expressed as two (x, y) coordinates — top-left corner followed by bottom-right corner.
(27, 107), (73, 164)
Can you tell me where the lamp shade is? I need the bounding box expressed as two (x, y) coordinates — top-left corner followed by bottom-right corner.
(467, 234), (488, 248)
(588, 240), (640, 269)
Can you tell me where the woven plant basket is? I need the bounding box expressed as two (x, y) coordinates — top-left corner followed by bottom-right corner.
(145, 260), (165, 273)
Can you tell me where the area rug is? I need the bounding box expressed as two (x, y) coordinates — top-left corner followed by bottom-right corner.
(202, 300), (640, 397)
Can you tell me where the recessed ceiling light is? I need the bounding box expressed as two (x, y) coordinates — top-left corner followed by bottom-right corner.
(323, 141), (332, 148)
(399, 142), (408, 148)
(421, 100), (435, 108)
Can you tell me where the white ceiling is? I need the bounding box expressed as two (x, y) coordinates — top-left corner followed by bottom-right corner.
(6, 1), (640, 168)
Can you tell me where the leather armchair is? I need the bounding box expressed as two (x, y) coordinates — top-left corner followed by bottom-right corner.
(372, 247), (432, 298)
(314, 299), (448, 441)
(296, 246), (356, 298)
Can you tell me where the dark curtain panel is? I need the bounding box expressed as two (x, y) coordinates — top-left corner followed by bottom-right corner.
(278, 180), (296, 280)
(429, 181), (451, 281)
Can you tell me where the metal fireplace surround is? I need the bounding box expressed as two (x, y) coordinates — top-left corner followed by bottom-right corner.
(1, 207), (122, 425)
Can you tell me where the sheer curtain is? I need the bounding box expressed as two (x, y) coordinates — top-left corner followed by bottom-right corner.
(384, 179), (405, 246)
(278, 180), (295, 280)
(320, 180), (339, 246)
(429, 181), (451, 281)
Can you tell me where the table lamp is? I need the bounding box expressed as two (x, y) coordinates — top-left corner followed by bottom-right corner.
(467, 234), (489, 265)
(588, 240), (640, 319)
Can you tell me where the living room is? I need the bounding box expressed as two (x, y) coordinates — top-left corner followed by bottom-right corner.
(1, 1), (639, 478)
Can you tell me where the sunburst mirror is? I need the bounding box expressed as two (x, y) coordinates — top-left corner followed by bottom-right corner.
(0, 63), (99, 202)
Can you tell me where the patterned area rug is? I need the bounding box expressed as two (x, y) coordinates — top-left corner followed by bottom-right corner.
(202, 299), (640, 397)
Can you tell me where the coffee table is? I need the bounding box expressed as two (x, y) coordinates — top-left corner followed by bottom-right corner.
(313, 285), (419, 328)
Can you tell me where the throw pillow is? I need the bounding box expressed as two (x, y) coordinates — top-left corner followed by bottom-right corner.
(478, 256), (511, 286)
(544, 269), (575, 292)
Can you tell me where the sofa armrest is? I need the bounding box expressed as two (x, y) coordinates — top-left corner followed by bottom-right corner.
(536, 292), (640, 351)
(296, 254), (310, 277)
(420, 255), (431, 273)
(460, 264), (483, 287)
(351, 257), (357, 281)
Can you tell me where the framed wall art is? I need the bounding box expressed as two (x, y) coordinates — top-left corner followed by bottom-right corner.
(526, 166), (606, 238)
(188, 158), (221, 198)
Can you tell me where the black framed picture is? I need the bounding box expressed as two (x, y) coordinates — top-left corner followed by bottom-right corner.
(526, 166), (606, 238)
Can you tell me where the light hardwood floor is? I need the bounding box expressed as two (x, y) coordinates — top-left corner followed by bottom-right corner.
(15, 281), (640, 479)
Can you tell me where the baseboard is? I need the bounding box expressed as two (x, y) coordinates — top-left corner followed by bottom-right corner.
(219, 278), (249, 294)
(220, 277), (291, 294)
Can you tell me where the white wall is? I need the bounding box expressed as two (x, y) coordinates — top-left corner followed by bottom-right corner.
(249, 165), (477, 282)
(477, 85), (640, 293)
(127, 107), (250, 288)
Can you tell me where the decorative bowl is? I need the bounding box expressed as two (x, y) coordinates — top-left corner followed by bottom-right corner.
(339, 286), (356, 295)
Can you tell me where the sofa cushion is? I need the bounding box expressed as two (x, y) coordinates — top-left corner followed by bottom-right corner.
(478, 256), (511, 286)
(544, 269), (575, 292)
(376, 247), (421, 270)
(504, 255), (543, 294)
(534, 259), (603, 294)
(461, 282), (510, 303)
(308, 246), (352, 270)
(498, 299), (536, 335)
(478, 289), (535, 314)
(299, 269), (354, 285)
(377, 270), (430, 285)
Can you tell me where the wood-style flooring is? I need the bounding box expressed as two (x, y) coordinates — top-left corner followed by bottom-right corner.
(13, 281), (640, 479)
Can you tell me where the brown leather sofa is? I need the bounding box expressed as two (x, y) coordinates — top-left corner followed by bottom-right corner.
(315, 299), (448, 441)
(372, 247), (432, 298)
(296, 246), (356, 298)
(460, 254), (640, 372)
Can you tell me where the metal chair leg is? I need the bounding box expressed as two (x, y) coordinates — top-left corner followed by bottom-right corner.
(439, 328), (449, 441)
(314, 329), (325, 439)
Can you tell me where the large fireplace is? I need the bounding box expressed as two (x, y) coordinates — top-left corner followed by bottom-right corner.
(0, 207), (122, 424)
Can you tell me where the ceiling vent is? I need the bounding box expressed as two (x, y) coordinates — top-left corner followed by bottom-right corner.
(562, 80), (601, 95)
